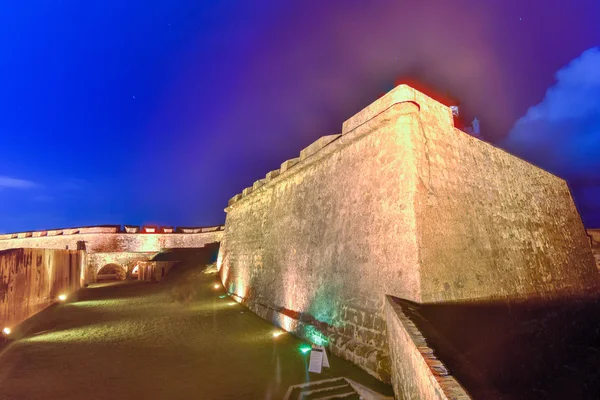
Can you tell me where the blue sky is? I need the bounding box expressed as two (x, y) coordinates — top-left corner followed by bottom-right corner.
(1, 0), (599, 232)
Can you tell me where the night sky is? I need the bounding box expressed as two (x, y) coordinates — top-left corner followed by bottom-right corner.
(1, 1), (599, 232)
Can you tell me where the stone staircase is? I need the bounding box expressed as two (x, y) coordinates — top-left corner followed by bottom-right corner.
(283, 377), (393, 400)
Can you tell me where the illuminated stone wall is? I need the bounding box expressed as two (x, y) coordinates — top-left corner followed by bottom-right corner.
(0, 226), (224, 282)
(218, 84), (599, 382)
(0, 248), (84, 331)
(0, 226), (224, 254)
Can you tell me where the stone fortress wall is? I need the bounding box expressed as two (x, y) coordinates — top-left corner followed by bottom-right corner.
(217, 84), (600, 384)
(1, 248), (84, 333)
(0, 225), (224, 281)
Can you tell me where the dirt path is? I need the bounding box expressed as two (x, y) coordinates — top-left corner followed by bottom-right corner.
(0, 262), (391, 400)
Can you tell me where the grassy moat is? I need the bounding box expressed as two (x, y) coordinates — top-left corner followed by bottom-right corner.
(0, 252), (391, 400)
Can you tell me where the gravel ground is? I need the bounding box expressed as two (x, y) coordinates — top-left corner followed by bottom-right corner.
(0, 261), (391, 400)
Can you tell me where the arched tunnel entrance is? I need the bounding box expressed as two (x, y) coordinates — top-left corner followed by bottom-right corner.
(97, 264), (127, 281)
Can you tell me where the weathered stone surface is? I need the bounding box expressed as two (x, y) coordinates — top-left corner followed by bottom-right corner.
(0, 248), (84, 330)
(218, 84), (599, 383)
(299, 134), (341, 160)
(588, 229), (600, 270)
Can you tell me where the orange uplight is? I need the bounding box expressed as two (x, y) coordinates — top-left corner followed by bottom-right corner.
(213, 284), (220, 289)
(2, 327), (10, 335)
(272, 331), (284, 338)
(58, 294), (67, 301)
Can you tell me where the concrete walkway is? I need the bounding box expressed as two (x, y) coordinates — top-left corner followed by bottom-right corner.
(0, 261), (392, 399)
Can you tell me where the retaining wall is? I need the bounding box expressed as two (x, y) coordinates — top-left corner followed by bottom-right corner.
(0, 248), (84, 331)
(385, 296), (470, 400)
(217, 84), (599, 383)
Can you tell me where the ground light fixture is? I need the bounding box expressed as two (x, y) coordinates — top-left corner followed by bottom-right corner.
(2, 327), (10, 336)
(272, 331), (284, 338)
(218, 295), (227, 299)
(299, 344), (312, 354)
(227, 302), (237, 306)
(213, 284), (220, 289)
(58, 294), (67, 301)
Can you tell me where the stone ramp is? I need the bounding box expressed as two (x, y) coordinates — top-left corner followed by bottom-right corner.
(283, 377), (393, 400)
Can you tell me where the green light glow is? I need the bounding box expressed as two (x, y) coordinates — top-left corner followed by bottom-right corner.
(219, 295), (227, 299)
(299, 344), (312, 354)
(305, 326), (329, 346)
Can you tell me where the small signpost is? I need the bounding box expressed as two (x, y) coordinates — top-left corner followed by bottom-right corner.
(308, 345), (330, 374)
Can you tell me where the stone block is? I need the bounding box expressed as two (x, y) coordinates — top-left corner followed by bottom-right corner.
(280, 158), (299, 173)
(242, 187), (253, 197)
(265, 169), (280, 181)
(124, 225), (140, 233)
(253, 179), (266, 190)
(228, 194), (242, 207)
(299, 134), (341, 160)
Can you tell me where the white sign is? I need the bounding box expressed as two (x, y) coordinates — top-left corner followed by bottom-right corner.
(319, 345), (330, 368)
(308, 346), (330, 373)
(308, 347), (324, 373)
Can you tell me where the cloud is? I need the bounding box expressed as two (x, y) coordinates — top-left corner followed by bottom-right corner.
(501, 47), (600, 178)
(500, 47), (600, 227)
(0, 176), (39, 189)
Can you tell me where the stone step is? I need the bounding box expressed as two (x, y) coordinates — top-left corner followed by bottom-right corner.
(284, 377), (363, 400)
(300, 383), (353, 399)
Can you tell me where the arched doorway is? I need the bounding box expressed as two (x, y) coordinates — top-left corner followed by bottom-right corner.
(97, 264), (127, 281)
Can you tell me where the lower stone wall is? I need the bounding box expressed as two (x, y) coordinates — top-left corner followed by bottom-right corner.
(0, 248), (84, 331)
(384, 296), (470, 400)
(87, 252), (158, 282)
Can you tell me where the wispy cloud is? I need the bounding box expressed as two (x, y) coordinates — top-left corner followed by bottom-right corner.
(0, 176), (39, 189)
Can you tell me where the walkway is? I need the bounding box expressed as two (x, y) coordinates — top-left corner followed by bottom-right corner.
(0, 258), (391, 399)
